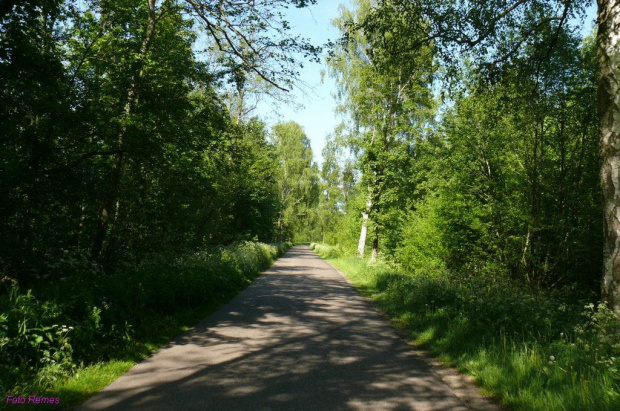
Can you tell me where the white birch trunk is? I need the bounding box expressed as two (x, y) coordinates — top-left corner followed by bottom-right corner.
(598, 0), (620, 313)
(358, 197), (372, 258)
(358, 212), (368, 258)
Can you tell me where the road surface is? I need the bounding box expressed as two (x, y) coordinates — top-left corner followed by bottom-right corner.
(79, 246), (496, 410)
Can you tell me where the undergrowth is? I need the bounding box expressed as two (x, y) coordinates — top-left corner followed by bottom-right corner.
(0, 241), (291, 408)
(311, 243), (620, 411)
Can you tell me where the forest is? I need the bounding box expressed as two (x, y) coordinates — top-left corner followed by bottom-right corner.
(1, 0), (619, 409)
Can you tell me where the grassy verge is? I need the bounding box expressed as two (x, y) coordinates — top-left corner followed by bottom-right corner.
(311, 243), (620, 411)
(46, 303), (221, 409)
(1, 242), (291, 409)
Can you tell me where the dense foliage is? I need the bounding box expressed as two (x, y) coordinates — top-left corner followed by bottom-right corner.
(0, 1), (289, 281)
(0, 0), (306, 398)
(322, 0), (601, 293)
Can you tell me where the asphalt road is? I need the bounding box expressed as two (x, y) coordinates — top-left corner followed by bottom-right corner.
(79, 246), (496, 410)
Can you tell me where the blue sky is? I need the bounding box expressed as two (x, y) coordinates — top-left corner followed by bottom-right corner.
(255, 1), (597, 166)
(254, 1), (352, 165)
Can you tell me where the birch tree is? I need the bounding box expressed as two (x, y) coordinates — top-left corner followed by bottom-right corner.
(598, 0), (620, 313)
(328, 0), (434, 258)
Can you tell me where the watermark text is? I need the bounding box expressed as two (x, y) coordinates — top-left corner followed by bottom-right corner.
(5, 395), (60, 405)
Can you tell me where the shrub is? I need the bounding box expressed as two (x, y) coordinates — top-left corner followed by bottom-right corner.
(0, 288), (75, 393)
(0, 241), (289, 394)
(395, 196), (448, 276)
(311, 243), (343, 259)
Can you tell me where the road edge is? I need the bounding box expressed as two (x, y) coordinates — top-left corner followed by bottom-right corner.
(312, 250), (502, 411)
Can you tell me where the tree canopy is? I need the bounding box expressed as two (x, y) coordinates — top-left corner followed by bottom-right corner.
(0, 0), (316, 281)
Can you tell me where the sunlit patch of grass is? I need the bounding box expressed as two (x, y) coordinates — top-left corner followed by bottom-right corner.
(50, 361), (135, 409)
(413, 326), (436, 346)
(313, 243), (620, 411)
(43, 303), (225, 409)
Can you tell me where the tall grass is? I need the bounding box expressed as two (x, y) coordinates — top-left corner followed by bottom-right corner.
(313, 244), (620, 411)
(0, 242), (291, 407)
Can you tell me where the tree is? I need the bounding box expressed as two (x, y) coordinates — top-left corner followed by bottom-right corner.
(185, 0), (321, 92)
(598, 0), (620, 313)
(0, 0), (78, 282)
(271, 122), (320, 242)
(318, 134), (354, 243)
(328, 0), (434, 259)
(89, 0), (160, 260)
(360, 0), (620, 311)
(0, 0), (288, 280)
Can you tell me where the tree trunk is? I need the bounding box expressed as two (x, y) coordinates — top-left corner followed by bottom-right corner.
(598, 0), (620, 313)
(92, 0), (157, 261)
(358, 197), (372, 258)
(371, 225), (378, 261)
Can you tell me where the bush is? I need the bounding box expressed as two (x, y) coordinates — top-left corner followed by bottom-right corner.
(0, 241), (289, 394)
(310, 243), (343, 259)
(396, 196), (449, 276)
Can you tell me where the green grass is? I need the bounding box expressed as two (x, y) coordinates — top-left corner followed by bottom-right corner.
(44, 303), (220, 409)
(50, 361), (134, 408)
(313, 246), (620, 411)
